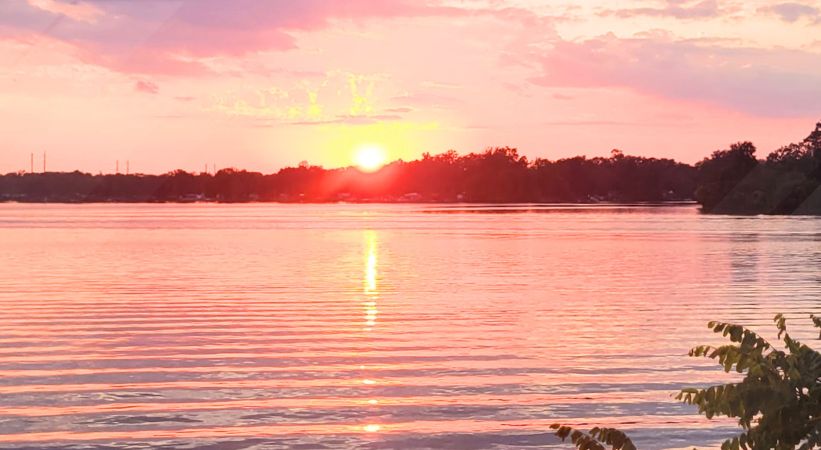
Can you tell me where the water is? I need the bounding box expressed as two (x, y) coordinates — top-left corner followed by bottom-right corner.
(0, 203), (819, 450)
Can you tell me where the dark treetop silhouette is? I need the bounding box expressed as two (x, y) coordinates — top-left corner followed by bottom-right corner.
(2, 121), (820, 214)
(694, 122), (821, 214)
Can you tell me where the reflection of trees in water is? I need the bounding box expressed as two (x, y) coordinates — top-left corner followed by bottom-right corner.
(729, 232), (759, 284)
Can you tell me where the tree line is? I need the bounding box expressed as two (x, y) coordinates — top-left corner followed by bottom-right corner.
(0, 148), (697, 203)
(2, 121), (820, 214)
(695, 122), (821, 214)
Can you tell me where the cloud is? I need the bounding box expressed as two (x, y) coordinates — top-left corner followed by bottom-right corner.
(541, 119), (652, 126)
(390, 91), (462, 109)
(526, 33), (821, 117)
(384, 107), (413, 113)
(208, 70), (403, 125)
(0, 0), (467, 76)
(601, 0), (732, 19)
(134, 80), (158, 94)
(759, 2), (820, 22)
(290, 114), (403, 126)
(26, 0), (103, 23)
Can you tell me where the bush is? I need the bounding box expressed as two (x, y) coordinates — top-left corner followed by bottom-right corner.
(552, 314), (821, 450)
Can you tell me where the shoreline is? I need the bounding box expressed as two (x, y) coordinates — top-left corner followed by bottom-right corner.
(0, 199), (699, 206)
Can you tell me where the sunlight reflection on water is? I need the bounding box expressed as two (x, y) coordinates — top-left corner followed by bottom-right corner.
(0, 203), (818, 450)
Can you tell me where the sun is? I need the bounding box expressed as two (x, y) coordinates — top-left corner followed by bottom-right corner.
(353, 145), (387, 172)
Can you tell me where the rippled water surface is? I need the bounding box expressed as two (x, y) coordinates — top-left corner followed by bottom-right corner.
(1, 203), (819, 450)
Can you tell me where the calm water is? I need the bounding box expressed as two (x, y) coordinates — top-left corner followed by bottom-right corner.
(1, 203), (819, 450)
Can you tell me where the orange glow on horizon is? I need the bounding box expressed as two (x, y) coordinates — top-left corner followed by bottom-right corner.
(353, 145), (388, 172)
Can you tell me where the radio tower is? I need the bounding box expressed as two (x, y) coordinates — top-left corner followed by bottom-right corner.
(126, 160), (130, 175)
(116, 160), (119, 174)
(43, 152), (46, 173)
(30, 153), (33, 174)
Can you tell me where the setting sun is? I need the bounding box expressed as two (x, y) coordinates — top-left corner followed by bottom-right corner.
(353, 145), (387, 172)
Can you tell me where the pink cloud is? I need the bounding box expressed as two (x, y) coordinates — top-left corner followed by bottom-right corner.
(759, 2), (820, 22)
(0, 0), (467, 76)
(526, 33), (821, 117)
(26, 0), (103, 23)
(134, 80), (158, 94)
(390, 92), (463, 110)
(600, 0), (733, 19)
(290, 114), (404, 126)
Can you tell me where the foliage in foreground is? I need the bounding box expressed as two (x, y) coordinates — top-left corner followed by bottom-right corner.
(551, 314), (821, 450)
(549, 425), (637, 450)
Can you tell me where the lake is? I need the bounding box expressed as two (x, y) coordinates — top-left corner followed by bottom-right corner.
(0, 203), (819, 450)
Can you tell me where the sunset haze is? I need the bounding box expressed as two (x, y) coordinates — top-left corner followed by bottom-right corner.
(1, 0), (820, 173)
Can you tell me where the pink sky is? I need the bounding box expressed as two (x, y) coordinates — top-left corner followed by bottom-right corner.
(1, 0), (820, 174)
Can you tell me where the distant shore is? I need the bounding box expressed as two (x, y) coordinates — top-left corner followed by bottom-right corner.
(0, 198), (699, 206)
(2, 121), (820, 214)
(0, 147), (697, 205)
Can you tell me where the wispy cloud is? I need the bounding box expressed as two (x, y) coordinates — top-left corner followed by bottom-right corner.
(208, 70), (404, 125)
(1, 0), (819, 173)
(26, 0), (103, 23)
(290, 114), (403, 126)
(0, 0), (468, 76)
(134, 79), (158, 94)
(390, 92), (462, 110)
(525, 33), (821, 117)
(759, 2), (820, 22)
(600, 0), (735, 19)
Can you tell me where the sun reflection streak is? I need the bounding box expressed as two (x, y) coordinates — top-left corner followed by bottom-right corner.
(362, 424), (382, 433)
(359, 230), (383, 432)
(363, 230), (378, 330)
(364, 231), (377, 295)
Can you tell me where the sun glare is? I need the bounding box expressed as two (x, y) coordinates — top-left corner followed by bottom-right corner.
(353, 145), (387, 172)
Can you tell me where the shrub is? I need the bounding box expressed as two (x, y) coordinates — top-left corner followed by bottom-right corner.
(552, 314), (821, 450)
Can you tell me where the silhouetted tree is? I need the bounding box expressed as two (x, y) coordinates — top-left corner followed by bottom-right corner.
(0, 147), (698, 204)
(693, 122), (821, 214)
(695, 141), (759, 212)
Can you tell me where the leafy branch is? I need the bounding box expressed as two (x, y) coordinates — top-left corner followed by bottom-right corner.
(551, 314), (821, 450)
(549, 424), (637, 450)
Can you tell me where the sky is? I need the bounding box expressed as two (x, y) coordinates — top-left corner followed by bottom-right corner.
(1, 0), (820, 174)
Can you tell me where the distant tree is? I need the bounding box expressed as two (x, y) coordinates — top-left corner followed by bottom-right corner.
(806, 122), (821, 158)
(695, 141), (759, 212)
(461, 147), (530, 202)
(766, 123), (821, 177)
(767, 143), (810, 169)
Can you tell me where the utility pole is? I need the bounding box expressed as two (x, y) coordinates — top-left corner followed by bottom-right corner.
(116, 160), (119, 174)
(30, 153), (33, 174)
(126, 160), (130, 175)
(43, 152), (46, 173)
